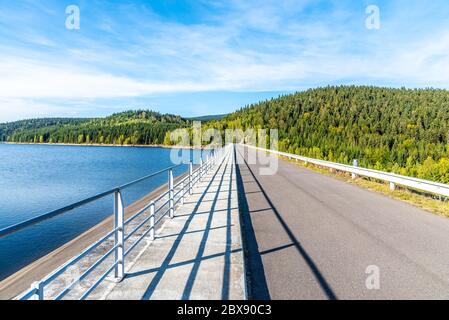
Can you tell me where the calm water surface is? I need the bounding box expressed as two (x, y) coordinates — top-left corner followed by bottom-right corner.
(0, 144), (207, 280)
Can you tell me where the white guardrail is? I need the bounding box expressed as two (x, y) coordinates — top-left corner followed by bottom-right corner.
(1, 144), (232, 300)
(243, 144), (449, 198)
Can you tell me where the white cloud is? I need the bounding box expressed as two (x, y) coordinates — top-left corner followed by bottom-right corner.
(2, 0), (449, 122)
(0, 57), (221, 99)
(0, 98), (64, 122)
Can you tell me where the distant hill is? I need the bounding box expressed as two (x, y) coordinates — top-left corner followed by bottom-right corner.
(0, 118), (91, 141)
(188, 114), (228, 122)
(210, 85), (449, 183)
(1, 110), (189, 145)
(4, 86), (449, 184)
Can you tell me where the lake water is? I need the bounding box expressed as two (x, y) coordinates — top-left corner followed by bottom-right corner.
(0, 144), (207, 280)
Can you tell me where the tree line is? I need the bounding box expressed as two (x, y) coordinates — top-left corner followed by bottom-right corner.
(0, 110), (189, 146)
(207, 86), (449, 184)
(3, 87), (449, 184)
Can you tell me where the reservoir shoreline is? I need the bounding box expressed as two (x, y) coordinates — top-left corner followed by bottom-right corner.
(0, 142), (215, 149)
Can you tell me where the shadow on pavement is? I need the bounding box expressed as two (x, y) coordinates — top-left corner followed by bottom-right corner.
(235, 147), (337, 300)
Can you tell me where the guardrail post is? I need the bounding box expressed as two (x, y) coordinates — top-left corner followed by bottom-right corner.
(114, 189), (125, 281)
(149, 201), (155, 241)
(390, 182), (396, 191)
(352, 159), (358, 179)
(189, 161), (193, 195)
(169, 169), (174, 218)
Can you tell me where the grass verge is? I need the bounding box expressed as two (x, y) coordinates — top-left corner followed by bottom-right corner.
(279, 156), (449, 218)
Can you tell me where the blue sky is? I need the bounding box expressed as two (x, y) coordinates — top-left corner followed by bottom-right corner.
(1, 0), (449, 122)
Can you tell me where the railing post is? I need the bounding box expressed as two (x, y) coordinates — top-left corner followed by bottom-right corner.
(114, 189), (125, 281)
(149, 201), (155, 241)
(352, 159), (358, 179)
(189, 161), (193, 195)
(181, 181), (185, 205)
(390, 182), (396, 191)
(169, 169), (174, 218)
(32, 281), (44, 300)
(199, 157), (203, 182)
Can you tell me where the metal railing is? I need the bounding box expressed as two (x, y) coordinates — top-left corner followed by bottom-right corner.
(243, 144), (449, 198)
(1, 145), (231, 300)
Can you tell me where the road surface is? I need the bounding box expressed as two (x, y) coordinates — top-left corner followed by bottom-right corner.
(236, 145), (449, 300)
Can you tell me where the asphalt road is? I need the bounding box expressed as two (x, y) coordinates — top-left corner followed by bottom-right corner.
(235, 145), (449, 300)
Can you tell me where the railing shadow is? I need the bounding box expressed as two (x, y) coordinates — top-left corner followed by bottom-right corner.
(221, 156), (234, 300)
(124, 248), (242, 279)
(236, 147), (338, 300)
(181, 160), (231, 299)
(235, 151), (271, 300)
(139, 153), (231, 300)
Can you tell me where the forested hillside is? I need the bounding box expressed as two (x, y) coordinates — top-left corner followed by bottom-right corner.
(0, 118), (90, 141)
(3, 86), (449, 183)
(0, 110), (189, 145)
(210, 86), (449, 183)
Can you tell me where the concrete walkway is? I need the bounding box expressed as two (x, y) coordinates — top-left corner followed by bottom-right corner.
(101, 149), (245, 300)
